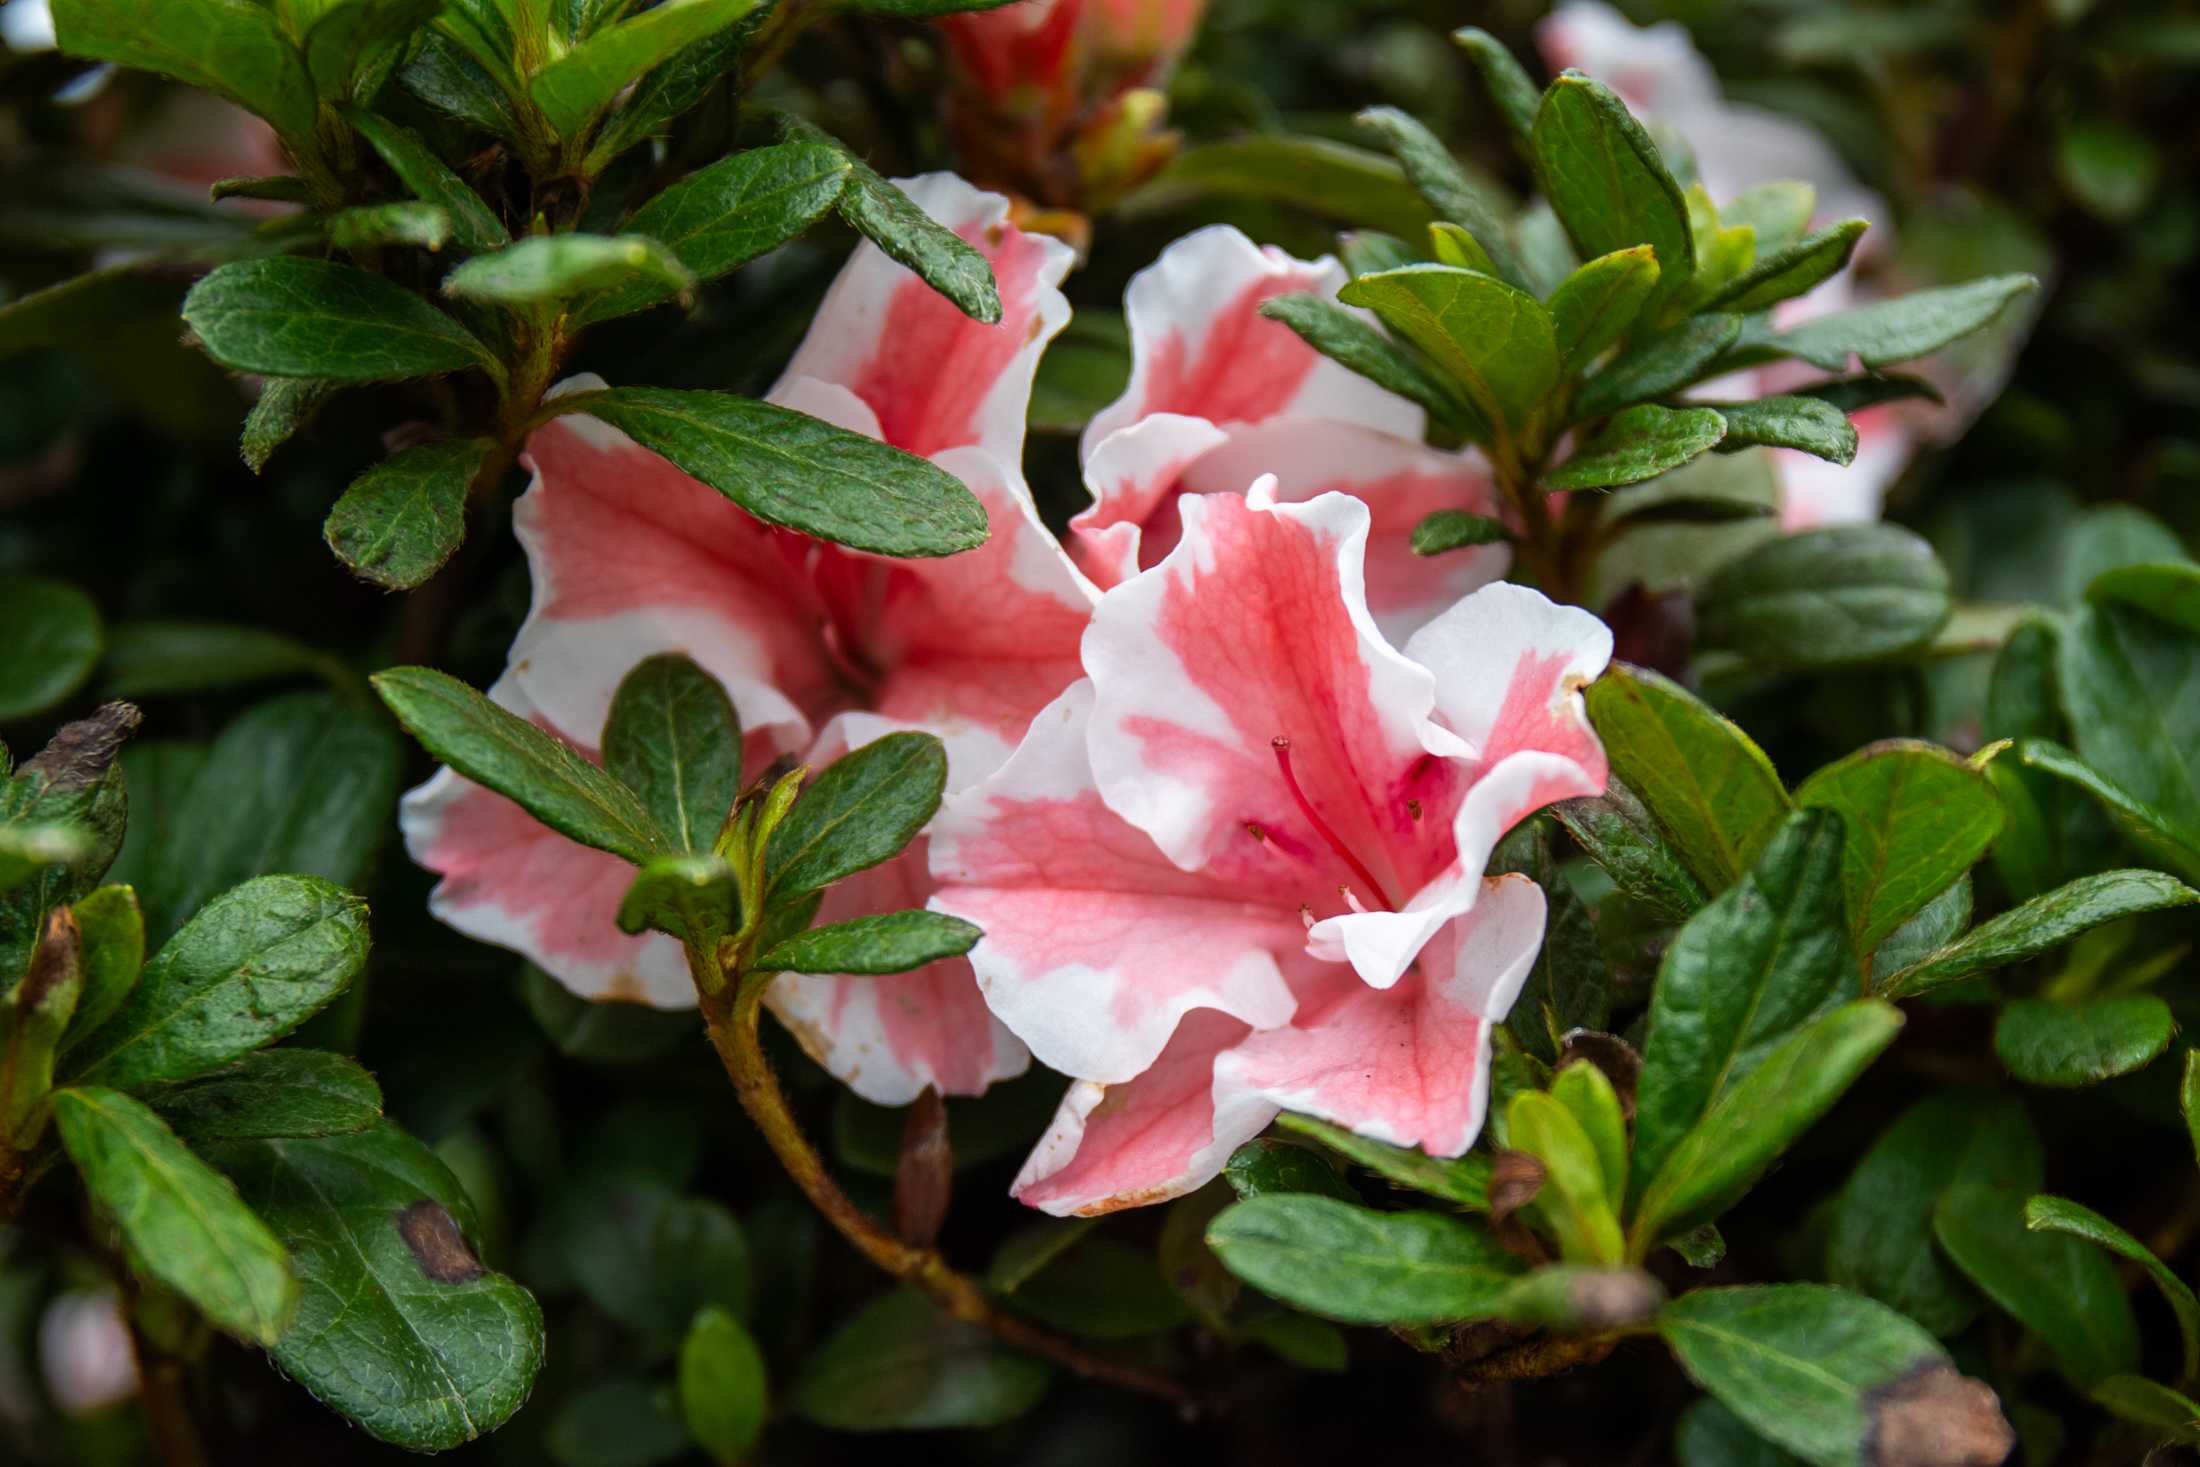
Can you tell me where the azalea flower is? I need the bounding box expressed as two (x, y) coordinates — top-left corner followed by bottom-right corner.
(1075, 225), (1511, 643)
(400, 175), (1091, 1105)
(930, 487), (1611, 1213)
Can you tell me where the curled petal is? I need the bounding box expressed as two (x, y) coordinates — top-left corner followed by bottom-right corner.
(1070, 412), (1232, 588)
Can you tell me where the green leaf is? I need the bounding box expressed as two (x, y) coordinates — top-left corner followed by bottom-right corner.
(1934, 1181), (2140, 1386)
(568, 386), (989, 558)
(1584, 663), (1792, 890)
(1572, 312), (1743, 420)
(1030, 309), (1132, 434)
(51, 1085), (296, 1343)
(589, 11), (769, 164)
(1337, 265), (1558, 433)
(337, 106), (509, 251)
(132, 691), (402, 943)
(1705, 395), (1858, 464)
(1241, 1312), (1350, 1371)
(2027, 1194), (2199, 1383)
(2016, 740), (2200, 887)
(1706, 219), (1868, 314)
(67, 884), (144, 1042)
(988, 1219), (1100, 1293)
(1544, 404), (1726, 492)
(444, 234), (695, 308)
(1531, 73), (1694, 319)
(528, 0), (759, 137)
(1630, 810), (1850, 1198)
(324, 201), (452, 252)
(1547, 246), (1661, 377)
(762, 732), (947, 901)
(680, 1306), (767, 1466)
(1205, 1195), (1520, 1325)
(1410, 510), (1510, 556)
(145, 1049), (382, 1143)
(67, 875), (370, 1089)
(1276, 1112), (1489, 1209)
(1659, 1284), (1980, 1467)
(546, 1381), (688, 1467)
(1826, 1092), (2042, 1337)
(784, 117), (1000, 324)
(0, 577), (102, 721)
(578, 142), (852, 323)
(1258, 294), (1482, 441)
(1699, 524), (1953, 668)
(1221, 1138), (1356, 1203)
(1772, 274), (2038, 372)
(1, 714), (134, 990)
(1881, 869), (2198, 998)
(97, 621), (337, 701)
(1452, 28), (1541, 159)
(2060, 600), (2200, 860)
(2089, 561), (2200, 639)
(1632, 1001), (1902, 1255)
(616, 852), (737, 949)
(2093, 1375), (2200, 1445)
(183, 259), (497, 382)
(754, 910), (979, 976)
(373, 666), (665, 865)
(1674, 1398), (1808, 1467)
(1508, 1090), (1623, 1264)
(324, 437), (490, 591)
(51, 0), (317, 139)
(792, 1290), (1049, 1430)
(1490, 1264), (1664, 1331)
(1122, 136), (1436, 243)
(1794, 741), (2003, 954)
(1427, 221), (1495, 274)
(602, 654), (740, 853)
(1995, 994), (2175, 1087)
(1551, 1060), (1628, 1205)
(241, 377), (337, 474)
(208, 1120), (545, 1450)
(1354, 106), (1527, 289)
(1551, 782), (1709, 923)
(0, 267), (186, 362)
(304, 0), (442, 100)
(1005, 1236), (1192, 1339)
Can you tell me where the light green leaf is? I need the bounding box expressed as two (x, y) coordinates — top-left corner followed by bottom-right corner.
(1544, 404), (1726, 491)
(616, 852), (737, 951)
(324, 201), (452, 252)
(1531, 73), (1695, 318)
(1205, 1195), (1520, 1325)
(1547, 246), (1661, 376)
(66, 884), (143, 1042)
(680, 1306), (767, 1465)
(528, 0), (759, 137)
(1508, 1090), (1623, 1264)
(183, 258), (498, 381)
(1707, 219), (1868, 314)
(324, 437), (490, 590)
(1338, 264), (1558, 433)
(444, 234), (695, 308)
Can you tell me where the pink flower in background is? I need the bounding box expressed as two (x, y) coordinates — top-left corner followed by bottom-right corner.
(1075, 226), (1511, 643)
(941, 0), (1205, 122)
(930, 489), (1611, 1213)
(400, 175), (1092, 1105)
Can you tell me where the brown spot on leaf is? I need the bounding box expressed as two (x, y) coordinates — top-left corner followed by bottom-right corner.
(19, 908), (82, 1016)
(893, 1087), (953, 1248)
(21, 702), (141, 791)
(1863, 1361), (2015, 1467)
(1487, 1149), (1545, 1224)
(1557, 1031), (1643, 1119)
(396, 1200), (484, 1284)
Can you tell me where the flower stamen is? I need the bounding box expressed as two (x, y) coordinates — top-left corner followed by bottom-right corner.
(1271, 736), (1397, 912)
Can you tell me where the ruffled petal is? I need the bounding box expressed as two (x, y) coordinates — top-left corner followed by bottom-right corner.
(1219, 875), (1545, 1157)
(772, 172), (1074, 467)
(1069, 412), (1232, 588)
(929, 682), (1308, 1085)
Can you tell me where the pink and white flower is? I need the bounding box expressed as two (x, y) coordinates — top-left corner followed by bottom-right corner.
(930, 487), (1611, 1213)
(400, 174), (1092, 1105)
(1073, 225), (1512, 642)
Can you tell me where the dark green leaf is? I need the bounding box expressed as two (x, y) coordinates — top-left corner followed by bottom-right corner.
(1121, 136), (1436, 242)
(1794, 741), (2002, 953)
(792, 1290), (1049, 1430)
(568, 386), (989, 558)
(546, 1381), (688, 1467)
(146, 1048), (382, 1143)
(1794, 374), (1942, 415)
(1573, 312), (1742, 420)
(444, 234), (694, 307)
(1934, 1182), (2140, 1386)
(183, 259), (497, 381)
(1205, 1195), (1520, 1325)
(988, 1219), (1100, 1294)
(1706, 395), (1858, 464)
(1545, 404), (1726, 492)
(97, 621), (337, 701)
(324, 437), (490, 590)
(1882, 869), (2197, 998)
(337, 105), (509, 250)
(1337, 265), (1558, 432)
(1410, 510), (1510, 556)
(2061, 600), (2200, 861)
(2091, 1376), (2200, 1445)
(2088, 561), (2200, 640)
(51, 0), (316, 138)
(754, 910), (979, 976)
(0, 577), (102, 721)
(1493, 821), (1608, 1061)
(1700, 524), (1953, 668)
(1258, 294), (1481, 440)
(1275, 1112), (1489, 1208)
(527, 0), (759, 137)
(1222, 1138), (1356, 1202)
(1773, 274), (2038, 372)
(53, 1084), (296, 1342)
(1241, 1312), (1350, 1371)
(0, 267), (186, 362)
(2017, 740), (2200, 887)
(1995, 994), (2175, 1087)
(680, 1306), (767, 1466)
(401, 31), (526, 142)
(1531, 74), (1694, 318)
(68, 875), (369, 1088)
(762, 732), (947, 900)
(1551, 781), (1709, 923)
(305, 0), (442, 100)
(1452, 27), (1541, 159)
(1706, 219), (1868, 314)
(1006, 1236), (1192, 1339)
(616, 852), (736, 949)
(602, 654), (740, 852)
(67, 884), (143, 1042)
(1673, 1398), (1808, 1467)
(373, 666), (665, 864)
(208, 1120), (545, 1450)
(241, 377), (337, 474)
(1, 715), (134, 989)
(521, 963), (692, 1062)
(1869, 875), (1971, 988)
(1547, 245), (1661, 376)
(1354, 106), (1527, 288)
(2027, 1194), (2199, 1382)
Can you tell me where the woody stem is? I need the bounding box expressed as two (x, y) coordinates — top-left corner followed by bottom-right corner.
(692, 960), (1198, 1412)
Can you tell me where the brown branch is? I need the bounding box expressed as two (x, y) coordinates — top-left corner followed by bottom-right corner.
(1452, 1329), (1625, 1390)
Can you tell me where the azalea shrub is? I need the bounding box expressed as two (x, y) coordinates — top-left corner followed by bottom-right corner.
(3, 1), (2199, 1464)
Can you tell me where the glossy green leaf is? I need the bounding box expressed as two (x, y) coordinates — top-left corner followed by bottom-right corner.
(754, 910), (979, 976)
(374, 666), (665, 865)
(1794, 741), (2003, 954)
(1584, 662), (1792, 890)
(1427, 221), (1495, 273)
(792, 1290), (1048, 1430)
(1259, 293), (1481, 440)
(145, 1048), (382, 1143)
(184, 259), (497, 381)
(1531, 73), (1694, 318)
(1826, 1092), (2042, 1337)
(1551, 782), (1709, 923)
(1706, 395), (1858, 464)
(51, 0), (316, 139)
(602, 654), (740, 853)
(568, 386), (989, 558)
(2027, 1194), (2199, 1383)
(304, 0), (441, 99)
(444, 234), (694, 307)
(527, 0), (759, 137)
(1572, 311), (1743, 421)
(762, 732), (947, 901)
(0, 577), (102, 721)
(241, 377), (337, 474)
(1882, 869), (2198, 998)
(1707, 219), (1868, 314)
(1547, 246), (1660, 376)
(1545, 404), (1726, 491)
(68, 875), (369, 1089)
(589, 12), (766, 164)
(209, 1120), (545, 1450)
(1700, 524), (1953, 668)
(1338, 265), (1558, 433)
(1222, 1138), (1356, 1202)
(1355, 106), (1526, 288)
(1276, 1112), (1489, 1208)
(338, 105), (509, 250)
(1551, 1060), (1628, 1205)
(1934, 1181), (2140, 1386)
(324, 437), (489, 591)
(680, 1306), (767, 1466)
(1206, 1195), (1520, 1325)
(1774, 274), (2038, 372)
(1410, 509), (1510, 556)
(1995, 994), (2175, 1087)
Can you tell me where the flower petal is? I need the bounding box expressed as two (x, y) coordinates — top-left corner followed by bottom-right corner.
(929, 682), (1307, 1084)
(772, 172), (1074, 466)
(1012, 1009), (1276, 1216)
(1070, 411), (1232, 588)
(1219, 875), (1545, 1157)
